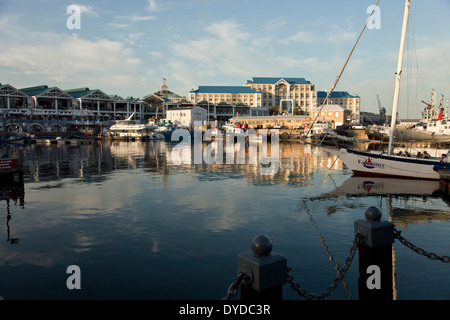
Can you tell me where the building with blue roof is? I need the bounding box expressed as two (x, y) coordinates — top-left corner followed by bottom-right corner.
(189, 85), (262, 107)
(245, 77), (312, 85)
(317, 91), (360, 120)
(189, 77), (318, 115)
(243, 77), (317, 113)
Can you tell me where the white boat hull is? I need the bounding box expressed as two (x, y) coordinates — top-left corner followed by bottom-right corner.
(395, 127), (450, 142)
(324, 147), (446, 180)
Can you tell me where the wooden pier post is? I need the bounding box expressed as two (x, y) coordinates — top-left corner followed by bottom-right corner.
(237, 235), (287, 300)
(354, 207), (394, 300)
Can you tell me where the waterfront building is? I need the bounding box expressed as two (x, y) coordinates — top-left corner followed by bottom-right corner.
(64, 87), (114, 119)
(195, 100), (268, 123)
(21, 85), (73, 110)
(189, 85), (262, 107)
(1, 83), (149, 134)
(64, 87), (147, 121)
(143, 78), (188, 105)
(142, 78), (190, 119)
(187, 85), (270, 124)
(310, 104), (351, 128)
(317, 91), (360, 122)
(229, 115), (310, 129)
(243, 77), (317, 113)
(0, 83), (29, 110)
(165, 106), (207, 128)
(109, 95), (148, 121)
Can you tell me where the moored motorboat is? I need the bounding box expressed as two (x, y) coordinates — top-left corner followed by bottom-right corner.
(108, 112), (150, 139)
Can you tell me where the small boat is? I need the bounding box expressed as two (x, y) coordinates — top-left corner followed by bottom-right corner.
(0, 136), (25, 145)
(303, 121), (331, 139)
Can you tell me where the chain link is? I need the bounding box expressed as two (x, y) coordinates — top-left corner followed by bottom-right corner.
(394, 228), (450, 263)
(222, 272), (248, 300)
(286, 233), (363, 300)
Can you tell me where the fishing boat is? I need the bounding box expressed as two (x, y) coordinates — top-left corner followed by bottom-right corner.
(323, 0), (450, 180)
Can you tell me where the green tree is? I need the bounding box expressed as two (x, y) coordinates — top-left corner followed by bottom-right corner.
(294, 107), (304, 115)
(268, 106), (279, 115)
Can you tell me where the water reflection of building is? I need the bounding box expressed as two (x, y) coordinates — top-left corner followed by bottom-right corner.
(167, 141), (343, 185)
(20, 141), (450, 227)
(21, 141), (342, 188)
(21, 141), (172, 187)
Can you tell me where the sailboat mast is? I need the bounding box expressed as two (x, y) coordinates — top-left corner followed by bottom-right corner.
(388, 0), (411, 155)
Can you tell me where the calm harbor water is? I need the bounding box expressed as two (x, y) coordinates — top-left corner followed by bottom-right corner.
(0, 140), (449, 300)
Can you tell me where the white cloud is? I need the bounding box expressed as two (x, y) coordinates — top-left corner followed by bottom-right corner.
(147, 0), (158, 12)
(115, 14), (155, 22)
(166, 20), (255, 87)
(131, 15), (155, 21)
(264, 17), (287, 30)
(281, 30), (315, 44)
(146, 0), (174, 13)
(74, 4), (99, 17)
(109, 23), (131, 29)
(166, 19), (324, 89)
(0, 18), (145, 93)
(327, 30), (357, 43)
(0, 33), (140, 74)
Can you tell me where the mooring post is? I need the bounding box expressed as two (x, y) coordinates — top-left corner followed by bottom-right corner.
(237, 235), (287, 300)
(354, 207), (394, 300)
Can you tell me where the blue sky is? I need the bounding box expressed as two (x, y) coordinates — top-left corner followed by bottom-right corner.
(1, 0), (449, 118)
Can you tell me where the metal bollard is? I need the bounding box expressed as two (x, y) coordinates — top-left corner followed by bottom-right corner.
(237, 235), (287, 300)
(354, 207), (394, 300)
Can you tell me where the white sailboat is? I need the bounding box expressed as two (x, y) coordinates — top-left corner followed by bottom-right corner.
(324, 0), (450, 180)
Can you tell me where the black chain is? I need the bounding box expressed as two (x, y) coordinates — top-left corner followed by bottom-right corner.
(286, 233), (363, 300)
(394, 228), (450, 263)
(222, 272), (248, 300)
